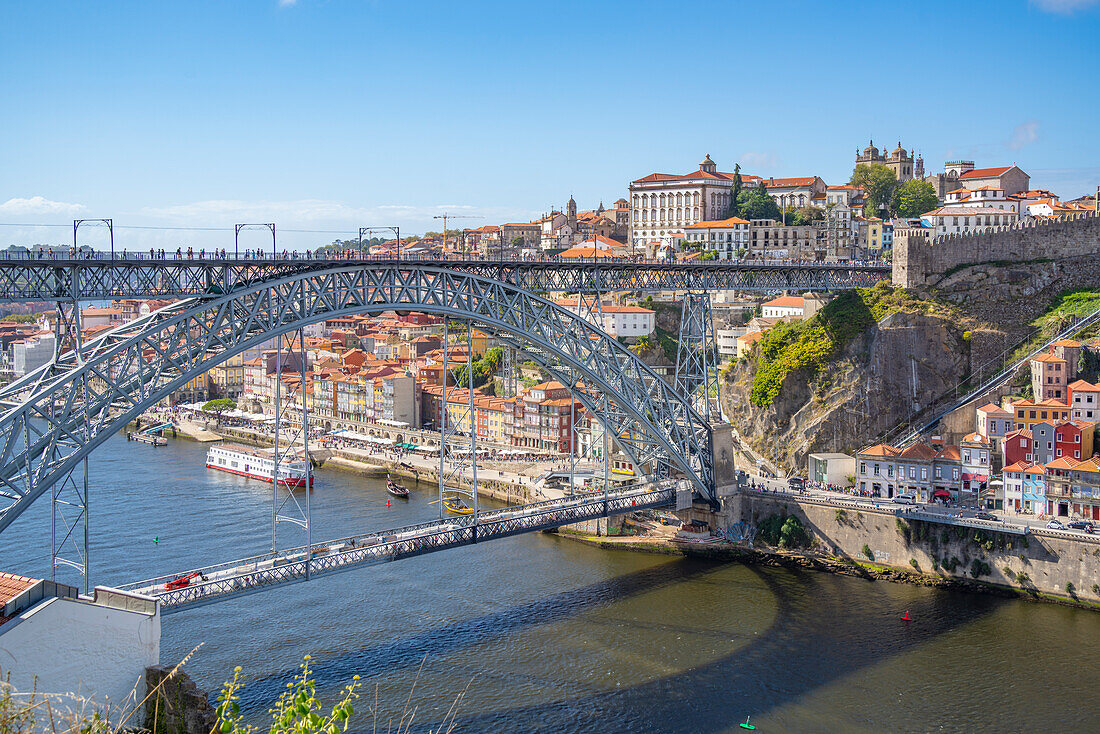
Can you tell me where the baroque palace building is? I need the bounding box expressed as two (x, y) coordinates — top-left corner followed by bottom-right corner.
(629, 155), (760, 248)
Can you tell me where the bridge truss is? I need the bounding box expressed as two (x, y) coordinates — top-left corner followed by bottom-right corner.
(0, 265), (715, 595)
(123, 483), (677, 612)
(0, 255), (890, 302)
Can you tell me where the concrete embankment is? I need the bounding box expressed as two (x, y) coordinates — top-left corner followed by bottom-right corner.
(666, 491), (1100, 610)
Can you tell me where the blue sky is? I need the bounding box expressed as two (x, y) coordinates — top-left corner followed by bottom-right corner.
(2, 0), (1099, 251)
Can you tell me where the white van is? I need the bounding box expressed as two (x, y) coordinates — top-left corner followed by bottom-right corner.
(893, 493), (917, 505)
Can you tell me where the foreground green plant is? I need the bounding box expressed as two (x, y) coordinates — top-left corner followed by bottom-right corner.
(215, 656), (360, 734)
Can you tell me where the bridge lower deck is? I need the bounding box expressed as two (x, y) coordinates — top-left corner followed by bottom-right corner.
(122, 484), (677, 612)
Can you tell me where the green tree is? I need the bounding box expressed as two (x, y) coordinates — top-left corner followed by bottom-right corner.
(850, 163), (898, 217)
(737, 182), (781, 220)
(890, 179), (939, 217)
(726, 163), (744, 217)
(202, 398), (236, 419)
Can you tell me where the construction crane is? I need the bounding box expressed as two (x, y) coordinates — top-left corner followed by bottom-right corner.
(433, 213), (480, 254)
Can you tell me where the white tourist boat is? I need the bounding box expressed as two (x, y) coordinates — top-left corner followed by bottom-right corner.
(206, 443), (313, 487)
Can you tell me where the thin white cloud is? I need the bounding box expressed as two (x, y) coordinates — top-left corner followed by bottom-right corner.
(0, 196), (87, 216)
(278, 0), (298, 7)
(738, 152), (779, 171)
(1030, 0), (1099, 13)
(138, 198), (521, 229)
(1008, 120), (1040, 150)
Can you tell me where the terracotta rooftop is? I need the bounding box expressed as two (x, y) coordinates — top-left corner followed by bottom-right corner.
(0, 572), (38, 606)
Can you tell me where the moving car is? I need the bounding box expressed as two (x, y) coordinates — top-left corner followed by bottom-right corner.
(893, 493), (917, 505)
(787, 476), (805, 490)
(975, 511), (998, 521)
(1066, 520), (1094, 533)
(1047, 519), (1065, 529)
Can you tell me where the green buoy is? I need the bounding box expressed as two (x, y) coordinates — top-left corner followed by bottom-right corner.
(740, 716), (756, 730)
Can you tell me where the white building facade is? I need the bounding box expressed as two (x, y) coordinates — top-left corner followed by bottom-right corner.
(629, 155), (760, 248)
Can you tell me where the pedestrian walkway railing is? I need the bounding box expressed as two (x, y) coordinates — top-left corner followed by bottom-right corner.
(121, 483), (675, 612)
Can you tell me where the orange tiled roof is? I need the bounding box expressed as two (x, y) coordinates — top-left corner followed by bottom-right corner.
(763, 296), (804, 309)
(0, 572), (38, 605)
(859, 443), (899, 457)
(762, 176), (819, 188)
(959, 166), (1014, 179)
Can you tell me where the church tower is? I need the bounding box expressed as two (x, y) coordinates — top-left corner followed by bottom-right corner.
(566, 195), (577, 224)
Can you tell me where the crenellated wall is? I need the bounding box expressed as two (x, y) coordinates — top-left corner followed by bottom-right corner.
(893, 211), (1100, 288)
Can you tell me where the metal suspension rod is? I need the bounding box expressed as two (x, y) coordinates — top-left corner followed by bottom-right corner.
(439, 319), (448, 520)
(569, 367), (575, 500)
(468, 322), (478, 523)
(273, 333), (282, 553)
(300, 328), (310, 580)
(603, 393), (610, 506)
(82, 456), (88, 596)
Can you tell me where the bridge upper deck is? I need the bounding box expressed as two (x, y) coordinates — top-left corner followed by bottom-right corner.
(0, 252), (890, 302)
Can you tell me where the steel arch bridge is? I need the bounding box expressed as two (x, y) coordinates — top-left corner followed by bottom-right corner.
(0, 265), (715, 542)
(0, 254), (890, 302)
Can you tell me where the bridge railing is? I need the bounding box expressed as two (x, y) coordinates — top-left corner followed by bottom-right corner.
(132, 485), (676, 610)
(121, 482), (667, 594)
(0, 249), (892, 269)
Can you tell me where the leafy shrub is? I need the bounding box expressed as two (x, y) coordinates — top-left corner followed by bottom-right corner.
(1016, 572), (1031, 585)
(896, 519), (911, 545)
(861, 544), (874, 560)
(1093, 583), (1099, 595)
(748, 283), (964, 406)
(1066, 582), (1076, 595)
(909, 558), (919, 571)
(970, 559), (991, 578)
(941, 556), (960, 572)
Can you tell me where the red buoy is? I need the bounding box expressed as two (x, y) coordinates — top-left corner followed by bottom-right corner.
(386, 500), (391, 507)
(900, 611), (912, 622)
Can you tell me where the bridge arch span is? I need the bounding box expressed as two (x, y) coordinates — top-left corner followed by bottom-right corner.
(0, 265), (714, 534)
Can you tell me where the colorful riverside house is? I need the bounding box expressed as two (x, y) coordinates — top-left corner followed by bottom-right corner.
(1068, 457), (1100, 521)
(1043, 456), (1076, 517)
(1003, 462), (1046, 515)
(1021, 464), (1047, 515)
(960, 432), (992, 500)
(1054, 419), (1094, 462)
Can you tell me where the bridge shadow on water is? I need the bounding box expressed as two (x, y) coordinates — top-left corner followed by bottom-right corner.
(233, 558), (1002, 733)
(231, 557), (721, 709)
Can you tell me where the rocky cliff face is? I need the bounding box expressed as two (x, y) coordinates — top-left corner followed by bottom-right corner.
(722, 310), (991, 472)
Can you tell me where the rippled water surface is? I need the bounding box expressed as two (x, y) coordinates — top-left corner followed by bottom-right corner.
(3, 434), (1099, 732)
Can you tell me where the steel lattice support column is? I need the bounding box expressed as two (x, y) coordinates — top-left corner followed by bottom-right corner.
(272, 330), (311, 560)
(48, 302), (90, 593)
(674, 292), (719, 422)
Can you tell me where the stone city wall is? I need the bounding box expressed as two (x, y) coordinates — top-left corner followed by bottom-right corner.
(892, 211), (1100, 289)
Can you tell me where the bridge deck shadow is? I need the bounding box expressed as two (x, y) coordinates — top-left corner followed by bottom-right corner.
(222, 556), (1001, 733)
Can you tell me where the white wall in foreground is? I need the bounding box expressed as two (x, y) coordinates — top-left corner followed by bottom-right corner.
(0, 587), (159, 720)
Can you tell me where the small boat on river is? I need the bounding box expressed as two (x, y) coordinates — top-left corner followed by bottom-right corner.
(386, 476), (409, 498)
(443, 495), (474, 515)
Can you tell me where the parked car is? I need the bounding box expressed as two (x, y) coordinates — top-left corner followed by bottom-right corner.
(975, 511), (998, 522)
(1066, 520), (1094, 533)
(787, 476), (805, 490)
(1047, 519), (1065, 529)
(893, 493), (917, 505)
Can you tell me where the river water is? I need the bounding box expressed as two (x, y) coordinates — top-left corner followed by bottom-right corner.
(2, 434), (1099, 732)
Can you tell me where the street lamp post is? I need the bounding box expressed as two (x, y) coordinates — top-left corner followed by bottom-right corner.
(74, 219), (113, 259)
(235, 223), (276, 260)
(358, 226), (401, 259)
